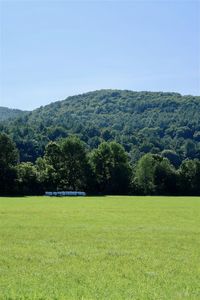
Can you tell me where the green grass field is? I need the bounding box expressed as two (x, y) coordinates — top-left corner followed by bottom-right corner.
(0, 196), (200, 300)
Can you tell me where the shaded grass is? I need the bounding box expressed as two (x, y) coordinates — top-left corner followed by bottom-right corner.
(0, 196), (200, 299)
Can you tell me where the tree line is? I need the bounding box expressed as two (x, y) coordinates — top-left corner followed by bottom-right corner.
(1, 133), (200, 196)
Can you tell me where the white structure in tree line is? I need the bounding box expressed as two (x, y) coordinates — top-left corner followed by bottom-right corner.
(45, 191), (86, 196)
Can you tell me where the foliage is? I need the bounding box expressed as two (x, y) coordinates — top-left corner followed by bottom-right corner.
(0, 106), (27, 121)
(90, 141), (132, 194)
(0, 133), (200, 195)
(135, 154), (156, 194)
(16, 162), (40, 195)
(161, 149), (180, 167)
(1, 90), (200, 164)
(58, 136), (91, 191)
(135, 154), (177, 195)
(178, 159), (200, 195)
(0, 133), (19, 195)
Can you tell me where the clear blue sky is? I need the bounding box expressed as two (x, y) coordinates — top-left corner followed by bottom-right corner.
(0, 0), (199, 110)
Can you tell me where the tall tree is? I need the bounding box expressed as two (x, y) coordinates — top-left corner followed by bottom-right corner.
(178, 159), (200, 195)
(35, 157), (58, 192)
(90, 142), (131, 194)
(135, 154), (155, 195)
(135, 154), (177, 195)
(59, 136), (90, 191)
(16, 162), (39, 195)
(153, 156), (177, 195)
(43, 141), (62, 189)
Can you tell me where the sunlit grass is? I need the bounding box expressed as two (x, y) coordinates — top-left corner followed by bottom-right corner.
(0, 196), (200, 299)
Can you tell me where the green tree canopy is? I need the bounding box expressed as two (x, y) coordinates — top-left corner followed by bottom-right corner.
(178, 159), (200, 195)
(135, 154), (177, 195)
(59, 136), (91, 191)
(90, 142), (131, 194)
(16, 162), (39, 195)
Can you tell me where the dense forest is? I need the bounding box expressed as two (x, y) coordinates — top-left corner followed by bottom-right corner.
(0, 133), (200, 196)
(0, 107), (26, 121)
(0, 90), (200, 196)
(1, 90), (200, 165)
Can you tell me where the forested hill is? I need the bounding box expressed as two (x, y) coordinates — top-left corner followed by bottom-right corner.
(0, 90), (200, 163)
(0, 107), (27, 121)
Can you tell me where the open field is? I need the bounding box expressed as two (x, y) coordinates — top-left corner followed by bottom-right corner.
(0, 196), (200, 300)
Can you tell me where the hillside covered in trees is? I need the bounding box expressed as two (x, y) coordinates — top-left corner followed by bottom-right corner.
(0, 107), (27, 122)
(0, 90), (200, 165)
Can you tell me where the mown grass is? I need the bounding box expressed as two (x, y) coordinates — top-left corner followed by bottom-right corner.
(0, 196), (200, 300)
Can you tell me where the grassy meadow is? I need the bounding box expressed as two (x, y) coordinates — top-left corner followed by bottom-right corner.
(0, 196), (200, 300)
